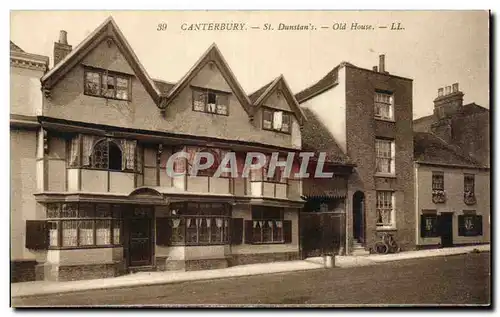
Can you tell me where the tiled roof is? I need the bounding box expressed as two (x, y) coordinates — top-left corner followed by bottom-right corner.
(248, 80), (274, 103)
(300, 107), (351, 164)
(457, 103), (489, 116)
(153, 79), (176, 94)
(295, 62), (355, 103)
(413, 132), (483, 167)
(10, 41), (24, 52)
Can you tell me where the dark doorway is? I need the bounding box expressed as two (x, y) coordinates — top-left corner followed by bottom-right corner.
(128, 207), (153, 267)
(439, 212), (454, 247)
(352, 191), (365, 244)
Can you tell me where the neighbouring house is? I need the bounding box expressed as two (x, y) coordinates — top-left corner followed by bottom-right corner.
(12, 17), (309, 282)
(413, 85), (490, 248)
(10, 41), (49, 282)
(299, 108), (355, 257)
(414, 132), (490, 248)
(295, 55), (416, 254)
(413, 83), (490, 167)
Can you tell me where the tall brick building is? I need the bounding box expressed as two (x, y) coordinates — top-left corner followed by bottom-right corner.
(296, 55), (415, 253)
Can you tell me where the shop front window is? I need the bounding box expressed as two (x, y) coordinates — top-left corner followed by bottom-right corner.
(46, 202), (122, 248)
(168, 202), (231, 245)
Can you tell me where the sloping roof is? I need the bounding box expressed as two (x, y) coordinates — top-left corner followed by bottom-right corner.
(300, 107), (351, 164)
(413, 132), (483, 168)
(249, 79), (275, 103)
(295, 62), (355, 103)
(161, 43), (253, 115)
(10, 41), (24, 52)
(251, 75), (307, 125)
(153, 79), (176, 94)
(41, 16), (161, 103)
(457, 102), (489, 116)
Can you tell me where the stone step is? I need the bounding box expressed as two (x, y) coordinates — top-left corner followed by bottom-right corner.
(351, 249), (371, 256)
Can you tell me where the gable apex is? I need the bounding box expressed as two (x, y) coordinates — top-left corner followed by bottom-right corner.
(161, 43), (253, 116)
(41, 16), (161, 103)
(252, 75), (307, 125)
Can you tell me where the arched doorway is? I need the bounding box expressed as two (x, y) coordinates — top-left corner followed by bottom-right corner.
(352, 191), (365, 244)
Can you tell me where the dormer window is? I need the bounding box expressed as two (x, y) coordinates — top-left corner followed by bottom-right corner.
(84, 68), (130, 101)
(192, 87), (229, 115)
(262, 108), (291, 134)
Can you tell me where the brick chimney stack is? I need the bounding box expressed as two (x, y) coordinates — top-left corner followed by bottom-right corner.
(53, 30), (72, 66)
(431, 82), (464, 143)
(379, 54), (385, 73)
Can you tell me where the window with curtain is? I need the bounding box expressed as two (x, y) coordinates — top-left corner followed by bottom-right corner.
(374, 91), (394, 120)
(168, 202), (231, 245)
(46, 202), (122, 248)
(375, 139), (395, 175)
(464, 174), (476, 205)
(191, 88), (229, 115)
(84, 68), (130, 101)
(251, 206), (284, 243)
(376, 191), (395, 228)
(262, 108), (291, 133)
(68, 135), (137, 172)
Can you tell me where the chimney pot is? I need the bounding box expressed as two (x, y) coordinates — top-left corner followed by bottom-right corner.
(379, 54), (385, 73)
(373, 66), (378, 72)
(54, 30), (72, 66)
(445, 86), (451, 95)
(59, 30), (68, 45)
(438, 88), (444, 97)
(452, 83), (459, 93)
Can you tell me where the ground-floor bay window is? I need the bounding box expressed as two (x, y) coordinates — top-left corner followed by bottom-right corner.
(46, 202), (122, 248)
(157, 202), (231, 246)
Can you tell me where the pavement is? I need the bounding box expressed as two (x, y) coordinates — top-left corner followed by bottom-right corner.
(11, 244), (489, 298)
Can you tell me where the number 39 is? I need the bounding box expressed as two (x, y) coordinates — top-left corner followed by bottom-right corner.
(157, 23), (168, 31)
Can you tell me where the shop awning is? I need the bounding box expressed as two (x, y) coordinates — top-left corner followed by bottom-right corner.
(301, 177), (347, 199)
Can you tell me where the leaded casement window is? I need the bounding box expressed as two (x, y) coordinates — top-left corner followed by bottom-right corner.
(262, 108), (291, 133)
(84, 68), (130, 101)
(458, 212), (483, 237)
(375, 138), (395, 175)
(251, 207), (284, 244)
(166, 202), (231, 245)
(376, 191), (395, 228)
(374, 91), (394, 120)
(464, 174), (476, 205)
(68, 135), (137, 172)
(46, 203), (122, 248)
(192, 88), (229, 115)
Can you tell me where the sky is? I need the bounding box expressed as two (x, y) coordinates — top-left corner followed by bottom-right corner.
(10, 10), (489, 119)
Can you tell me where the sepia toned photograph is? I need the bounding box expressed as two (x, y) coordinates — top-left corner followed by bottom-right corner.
(9, 10), (490, 307)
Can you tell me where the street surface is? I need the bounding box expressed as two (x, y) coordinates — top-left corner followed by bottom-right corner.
(12, 252), (490, 307)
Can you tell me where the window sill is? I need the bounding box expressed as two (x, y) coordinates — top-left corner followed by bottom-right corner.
(48, 244), (122, 250)
(84, 92), (130, 102)
(262, 127), (291, 135)
(250, 241), (285, 245)
(374, 117), (395, 123)
(376, 226), (397, 231)
(374, 173), (396, 179)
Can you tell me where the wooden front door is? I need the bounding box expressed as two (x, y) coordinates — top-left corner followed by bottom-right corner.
(128, 207), (153, 267)
(439, 213), (454, 247)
